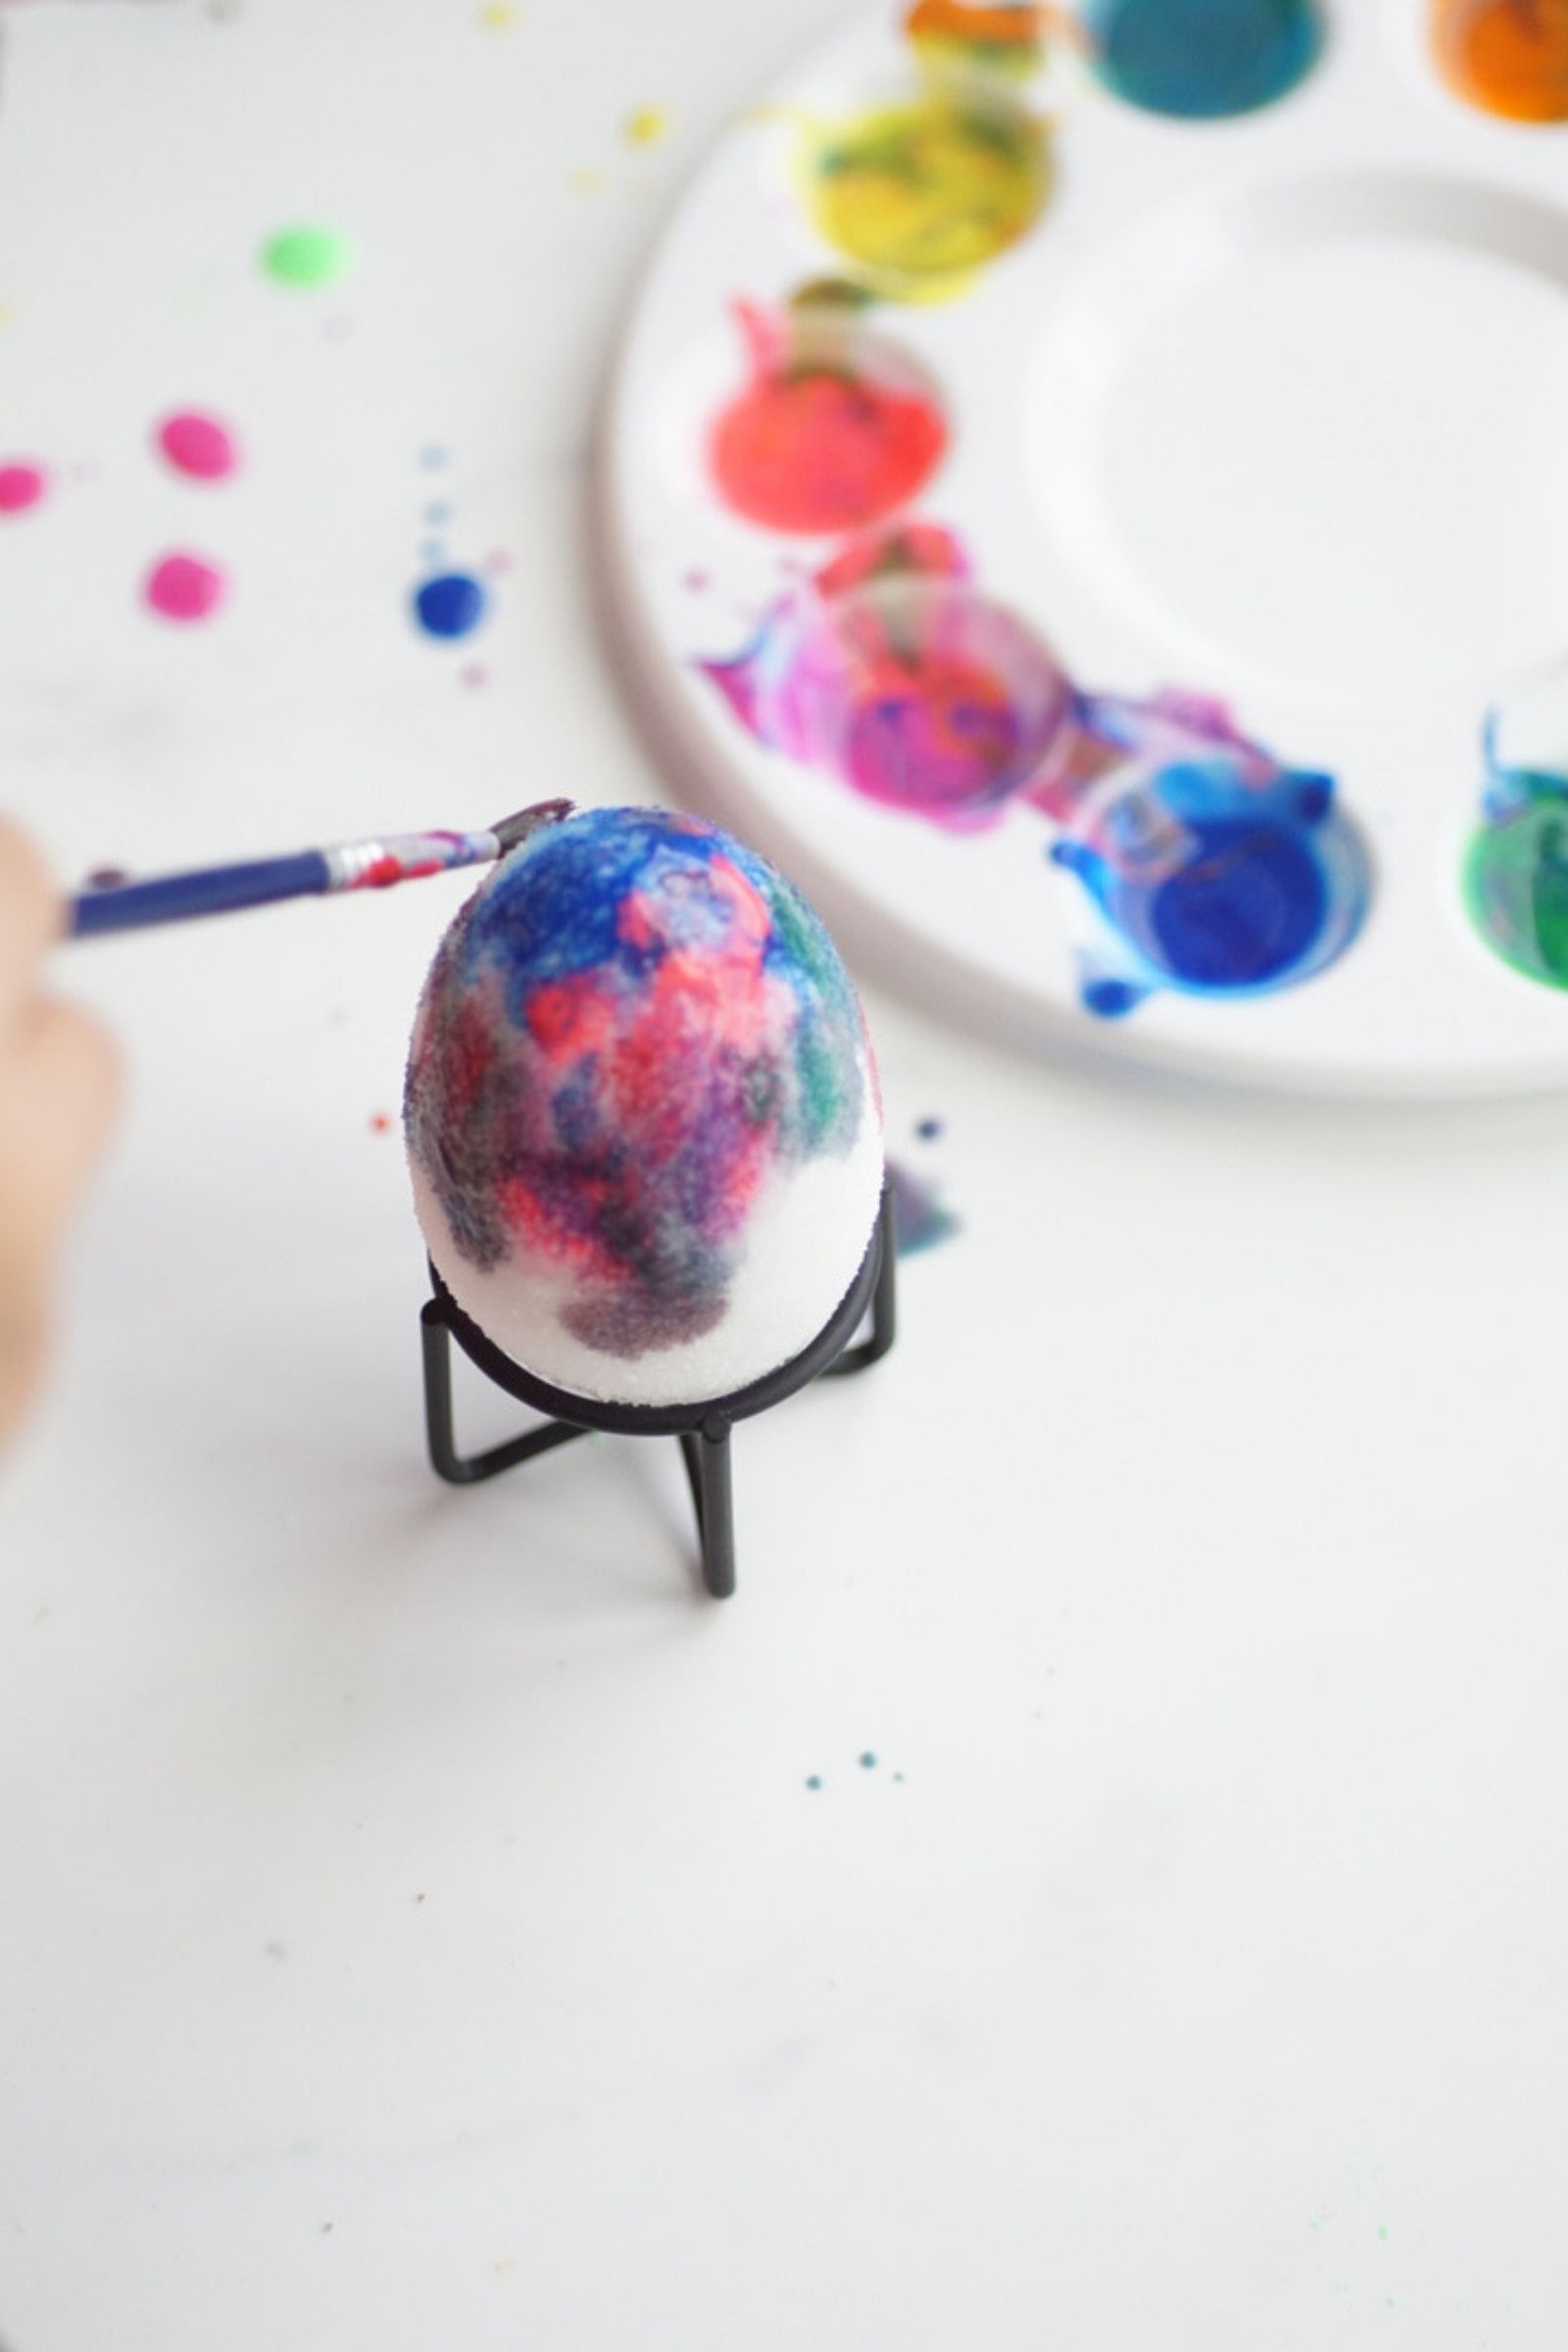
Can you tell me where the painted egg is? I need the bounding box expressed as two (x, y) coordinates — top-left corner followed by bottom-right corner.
(405, 806), (884, 1407)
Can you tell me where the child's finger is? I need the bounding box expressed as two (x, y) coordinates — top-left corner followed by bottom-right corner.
(0, 819), (62, 1014)
(4, 994), (120, 1242)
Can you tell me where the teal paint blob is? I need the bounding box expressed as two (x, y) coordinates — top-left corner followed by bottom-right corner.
(806, 1775), (823, 1790)
(859, 1750), (877, 1769)
(1082, 0), (1324, 119)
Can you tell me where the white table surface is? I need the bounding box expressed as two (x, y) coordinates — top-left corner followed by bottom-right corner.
(3, 3), (1568, 2346)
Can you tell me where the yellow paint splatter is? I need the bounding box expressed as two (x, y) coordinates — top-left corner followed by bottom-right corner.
(623, 104), (671, 147)
(803, 93), (1049, 296)
(476, 0), (519, 27)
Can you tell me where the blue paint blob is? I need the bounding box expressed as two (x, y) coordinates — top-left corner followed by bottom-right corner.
(1053, 754), (1369, 1014)
(1083, 0), (1323, 119)
(1149, 816), (1327, 988)
(859, 1750), (877, 1770)
(1082, 975), (1144, 1020)
(914, 1115), (945, 1142)
(414, 571), (487, 640)
(806, 1775), (823, 1790)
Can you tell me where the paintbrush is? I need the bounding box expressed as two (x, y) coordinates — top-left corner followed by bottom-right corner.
(68, 799), (573, 939)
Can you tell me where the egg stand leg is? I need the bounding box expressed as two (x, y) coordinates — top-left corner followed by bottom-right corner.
(419, 1300), (593, 1485)
(824, 1184), (898, 1378)
(679, 1421), (736, 1600)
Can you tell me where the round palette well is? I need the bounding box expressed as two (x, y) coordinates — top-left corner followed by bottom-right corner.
(599, 0), (1568, 1096)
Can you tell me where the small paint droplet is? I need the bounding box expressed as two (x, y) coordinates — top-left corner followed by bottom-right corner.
(569, 166), (606, 195)
(414, 570), (487, 640)
(476, 0), (519, 25)
(419, 445), (449, 470)
(915, 1115), (944, 1141)
(684, 568), (710, 592)
(261, 224), (355, 290)
(624, 104), (670, 146)
(369, 1111), (392, 1135)
(156, 410), (239, 481)
(482, 549), (514, 577)
(460, 662), (488, 689)
(423, 501), (452, 526)
(806, 1775), (822, 1790)
(888, 1159), (958, 1255)
(144, 552), (226, 623)
(0, 462), (47, 515)
(84, 865), (131, 891)
(859, 1750), (877, 1770)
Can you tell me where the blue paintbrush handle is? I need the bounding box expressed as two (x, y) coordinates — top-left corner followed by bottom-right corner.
(70, 852), (331, 937)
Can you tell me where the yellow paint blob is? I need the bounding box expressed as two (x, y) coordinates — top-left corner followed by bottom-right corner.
(475, 1), (519, 29)
(623, 104), (671, 147)
(804, 94), (1049, 293)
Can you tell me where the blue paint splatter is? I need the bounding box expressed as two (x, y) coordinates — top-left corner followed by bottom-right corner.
(914, 1115), (944, 1142)
(1082, 0), (1323, 119)
(414, 571), (488, 640)
(859, 1750), (877, 1770)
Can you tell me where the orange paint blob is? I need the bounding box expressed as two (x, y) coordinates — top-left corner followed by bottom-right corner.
(906, 0), (1047, 73)
(1431, 0), (1568, 121)
(708, 301), (947, 534)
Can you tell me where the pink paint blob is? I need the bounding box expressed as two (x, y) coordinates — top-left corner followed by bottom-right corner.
(144, 552), (227, 623)
(0, 463), (48, 516)
(156, 411), (239, 481)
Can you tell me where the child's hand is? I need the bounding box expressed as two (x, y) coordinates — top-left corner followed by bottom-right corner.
(0, 821), (118, 1444)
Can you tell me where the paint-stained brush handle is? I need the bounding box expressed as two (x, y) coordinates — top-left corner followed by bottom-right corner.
(68, 804), (572, 940)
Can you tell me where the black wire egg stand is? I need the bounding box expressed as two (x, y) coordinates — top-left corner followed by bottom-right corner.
(419, 1180), (897, 1597)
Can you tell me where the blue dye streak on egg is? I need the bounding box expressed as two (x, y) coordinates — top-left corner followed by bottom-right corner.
(1083, 0), (1323, 119)
(414, 570), (487, 640)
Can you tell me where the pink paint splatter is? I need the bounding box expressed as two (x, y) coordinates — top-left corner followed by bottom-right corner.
(0, 463), (47, 516)
(156, 411), (239, 481)
(369, 1111), (393, 1135)
(144, 552), (226, 623)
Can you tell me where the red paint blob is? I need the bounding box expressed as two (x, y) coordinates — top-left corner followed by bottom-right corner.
(369, 1111), (393, 1135)
(143, 552), (227, 622)
(709, 316), (947, 535)
(156, 411), (240, 481)
(0, 463), (47, 515)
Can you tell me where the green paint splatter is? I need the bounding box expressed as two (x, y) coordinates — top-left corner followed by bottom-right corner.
(261, 223), (355, 290)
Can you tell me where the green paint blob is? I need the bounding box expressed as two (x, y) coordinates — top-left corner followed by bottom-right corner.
(1463, 804), (1568, 989)
(261, 223), (355, 290)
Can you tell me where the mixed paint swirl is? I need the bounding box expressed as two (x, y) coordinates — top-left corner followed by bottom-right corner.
(688, 4), (1374, 1021)
(406, 808), (870, 1361)
(703, 530), (1369, 1016)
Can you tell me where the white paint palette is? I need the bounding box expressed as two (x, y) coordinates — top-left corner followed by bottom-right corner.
(600, 0), (1568, 1096)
